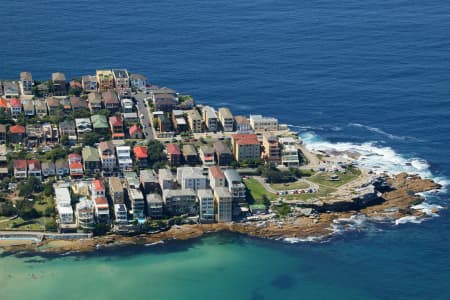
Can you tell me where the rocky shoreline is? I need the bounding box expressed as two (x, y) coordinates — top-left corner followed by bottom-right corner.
(0, 173), (442, 255)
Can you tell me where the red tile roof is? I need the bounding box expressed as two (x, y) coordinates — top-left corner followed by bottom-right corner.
(92, 179), (105, 191)
(209, 166), (225, 179)
(69, 162), (83, 169)
(133, 146), (148, 159)
(232, 133), (259, 145)
(167, 143), (181, 155)
(0, 98), (7, 108)
(95, 197), (109, 207)
(13, 159), (27, 169)
(109, 116), (123, 127)
(68, 153), (82, 162)
(9, 125), (26, 134)
(27, 160), (41, 171)
(10, 98), (21, 108)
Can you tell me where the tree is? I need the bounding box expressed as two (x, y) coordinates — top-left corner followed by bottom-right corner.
(0, 201), (17, 217)
(147, 140), (166, 167)
(83, 132), (104, 146)
(45, 219), (57, 231)
(60, 134), (69, 146)
(15, 200), (40, 219)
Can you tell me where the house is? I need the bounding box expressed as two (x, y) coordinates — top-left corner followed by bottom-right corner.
(231, 134), (261, 162)
(42, 123), (59, 143)
(55, 159), (69, 176)
(116, 145), (132, 171)
(76, 199), (95, 230)
(182, 144), (198, 165)
(199, 145), (215, 166)
(68, 153), (82, 164)
(218, 107), (234, 132)
(122, 112), (138, 123)
(162, 188), (196, 216)
(68, 153), (83, 177)
(19, 72), (33, 95)
(0, 98), (8, 111)
(108, 177), (123, 204)
(112, 69), (130, 90)
(177, 167), (208, 191)
(60, 98), (72, 112)
(26, 124), (43, 147)
(213, 141), (233, 166)
(25, 160), (41, 180)
(133, 146), (148, 167)
(124, 171), (140, 189)
(158, 168), (176, 190)
(98, 141), (116, 175)
(172, 110), (188, 132)
(128, 188), (145, 219)
(262, 134), (281, 163)
(22, 99), (35, 116)
(0, 154), (7, 179)
(214, 187), (232, 222)
(13, 159), (27, 178)
(0, 125), (6, 143)
(52, 72), (67, 96)
(279, 137), (300, 167)
(157, 114), (172, 133)
(41, 161), (56, 177)
(152, 88), (178, 112)
(91, 179), (106, 198)
(82, 146), (101, 174)
(9, 125), (26, 143)
(198, 189), (215, 223)
(75, 118), (92, 137)
(202, 106), (218, 132)
(46, 97), (61, 115)
(140, 169), (159, 193)
(102, 91), (120, 111)
(9, 97), (22, 117)
(96, 70), (114, 91)
(59, 120), (77, 144)
(234, 116), (252, 133)
(208, 166), (226, 190)
(33, 100), (47, 117)
(224, 169), (246, 203)
(186, 109), (203, 133)
(121, 98), (134, 113)
(166, 143), (181, 167)
(114, 204), (128, 224)
(146, 194), (163, 219)
(55, 187), (74, 225)
(94, 196), (110, 223)
(129, 124), (143, 139)
(81, 75), (98, 93)
(130, 73), (148, 90)
(91, 114), (109, 133)
(249, 115), (278, 131)
(70, 97), (89, 111)
(3, 81), (19, 98)
(87, 92), (102, 112)
(109, 115), (124, 139)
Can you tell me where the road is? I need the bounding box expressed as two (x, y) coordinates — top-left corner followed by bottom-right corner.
(134, 91), (155, 141)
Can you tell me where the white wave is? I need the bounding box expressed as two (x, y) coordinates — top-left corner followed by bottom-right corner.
(283, 236), (326, 243)
(348, 123), (420, 141)
(411, 203), (443, 217)
(395, 216), (425, 225)
(288, 124), (342, 132)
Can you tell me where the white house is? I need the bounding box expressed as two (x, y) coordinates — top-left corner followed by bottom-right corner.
(176, 166), (208, 191)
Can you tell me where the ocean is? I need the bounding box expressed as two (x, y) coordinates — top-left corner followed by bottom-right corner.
(1, 0), (449, 299)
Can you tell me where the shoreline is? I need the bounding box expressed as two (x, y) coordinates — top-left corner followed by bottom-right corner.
(0, 172), (443, 255)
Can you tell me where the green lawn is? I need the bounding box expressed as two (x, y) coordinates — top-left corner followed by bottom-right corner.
(244, 178), (276, 204)
(269, 181), (310, 190)
(0, 217), (47, 231)
(284, 184), (337, 201)
(308, 168), (361, 188)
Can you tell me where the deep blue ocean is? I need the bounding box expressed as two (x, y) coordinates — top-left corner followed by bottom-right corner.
(1, 0), (449, 299)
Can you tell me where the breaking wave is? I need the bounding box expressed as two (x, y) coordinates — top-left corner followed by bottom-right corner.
(348, 123), (421, 142)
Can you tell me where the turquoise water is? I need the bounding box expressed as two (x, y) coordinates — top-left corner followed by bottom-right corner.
(1, 0), (450, 299)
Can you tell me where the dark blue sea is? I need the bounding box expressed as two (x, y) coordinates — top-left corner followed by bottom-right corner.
(0, 0), (449, 299)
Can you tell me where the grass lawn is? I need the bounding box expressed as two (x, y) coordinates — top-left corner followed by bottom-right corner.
(308, 168), (361, 188)
(269, 181), (310, 191)
(244, 178), (276, 204)
(0, 217), (47, 231)
(284, 184), (337, 202)
(33, 196), (54, 215)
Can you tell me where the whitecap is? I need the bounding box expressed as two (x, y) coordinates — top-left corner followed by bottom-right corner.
(348, 123), (420, 142)
(283, 236), (325, 243)
(395, 216), (424, 225)
(411, 203), (443, 217)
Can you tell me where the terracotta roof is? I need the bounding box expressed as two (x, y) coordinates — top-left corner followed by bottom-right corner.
(109, 116), (123, 127)
(95, 197), (109, 207)
(232, 133), (259, 145)
(112, 133), (125, 138)
(46, 97), (60, 107)
(9, 125), (26, 134)
(92, 179), (105, 191)
(10, 98), (21, 107)
(13, 159), (27, 169)
(99, 141), (114, 152)
(133, 146), (148, 159)
(70, 97), (88, 108)
(27, 160), (41, 171)
(209, 166), (225, 179)
(102, 91), (119, 104)
(166, 143), (181, 155)
(68, 153), (82, 162)
(0, 98), (7, 108)
(69, 162), (83, 169)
